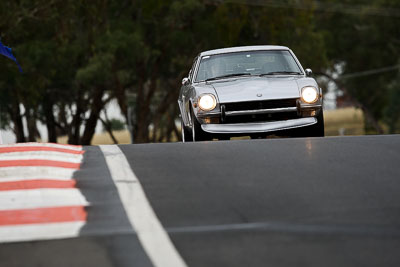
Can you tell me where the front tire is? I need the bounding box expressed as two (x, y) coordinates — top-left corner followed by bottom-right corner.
(191, 109), (210, 142)
(294, 110), (325, 137)
(181, 120), (192, 142)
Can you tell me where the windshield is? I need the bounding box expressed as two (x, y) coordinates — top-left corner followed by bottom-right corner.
(195, 50), (303, 82)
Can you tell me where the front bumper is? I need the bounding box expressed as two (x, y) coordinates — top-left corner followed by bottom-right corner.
(201, 117), (317, 134)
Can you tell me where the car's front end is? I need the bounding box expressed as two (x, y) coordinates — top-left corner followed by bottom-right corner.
(195, 82), (322, 137)
(179, 46), (324, 141)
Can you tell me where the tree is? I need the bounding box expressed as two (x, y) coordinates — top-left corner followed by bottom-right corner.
(7, 0), (395, 145)
(315, 0), (400, 133)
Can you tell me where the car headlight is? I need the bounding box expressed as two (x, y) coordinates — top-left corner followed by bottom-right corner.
(301, 86), (319, 104)
(198, 94), (217, 111)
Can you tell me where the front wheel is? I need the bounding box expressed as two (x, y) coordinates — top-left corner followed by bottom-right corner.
(191, 109), (211, 142)
(294, 110), (325, 137)
(181, 120), (192, 142)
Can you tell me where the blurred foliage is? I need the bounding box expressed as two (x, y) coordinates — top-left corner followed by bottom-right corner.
(317, 0), (400, 133)
(0, 0), (399, 144)
(385, 75), (400, 133)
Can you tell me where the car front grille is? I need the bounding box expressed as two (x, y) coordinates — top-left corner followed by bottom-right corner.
(224, 98), (298, 112)
(222, 98), (300, 124)
(223, 112), (299, 123)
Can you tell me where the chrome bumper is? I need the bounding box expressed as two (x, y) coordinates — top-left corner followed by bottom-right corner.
(201, 117), (317, 134)
(197, 104), (322, 118)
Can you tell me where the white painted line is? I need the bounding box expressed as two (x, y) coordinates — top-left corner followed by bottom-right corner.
(0, 151), (83, 163)
(0, 221), (86, 243)
(0, 188), (89, 211)
(100, 145), (187, 267)
(0, 143), (82, 151)
(0, 166), (76, 182)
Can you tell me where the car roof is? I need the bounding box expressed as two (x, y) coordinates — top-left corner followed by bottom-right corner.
(200, 45), (290, 57)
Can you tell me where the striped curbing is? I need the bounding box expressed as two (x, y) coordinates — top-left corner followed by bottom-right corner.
(0, 143), (88, 244)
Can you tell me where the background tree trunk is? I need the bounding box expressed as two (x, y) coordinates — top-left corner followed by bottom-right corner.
(10, 102), (25, 143)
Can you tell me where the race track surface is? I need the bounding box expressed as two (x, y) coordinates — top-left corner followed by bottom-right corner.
(1, 135), (400, 267)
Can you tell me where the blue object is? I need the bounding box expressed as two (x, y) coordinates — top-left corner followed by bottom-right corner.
(0, 40), (23, 73)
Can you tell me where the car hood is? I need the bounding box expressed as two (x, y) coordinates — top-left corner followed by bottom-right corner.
(209, 76), (301, 103)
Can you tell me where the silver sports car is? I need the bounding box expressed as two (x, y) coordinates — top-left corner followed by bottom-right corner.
(178, 45), (324, 142)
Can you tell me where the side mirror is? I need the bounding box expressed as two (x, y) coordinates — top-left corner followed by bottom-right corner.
(182, 77), (190, 86)
(305, 68), (313, 77)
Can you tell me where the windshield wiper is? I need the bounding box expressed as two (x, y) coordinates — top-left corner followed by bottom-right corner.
(260, 71), (302, 76)
(205, 73), (251, 82)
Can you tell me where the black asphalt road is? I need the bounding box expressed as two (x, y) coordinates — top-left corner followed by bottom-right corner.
(1, 135), (400, 267)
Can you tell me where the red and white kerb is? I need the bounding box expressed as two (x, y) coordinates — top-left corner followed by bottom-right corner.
(0, 143), (88, 243)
